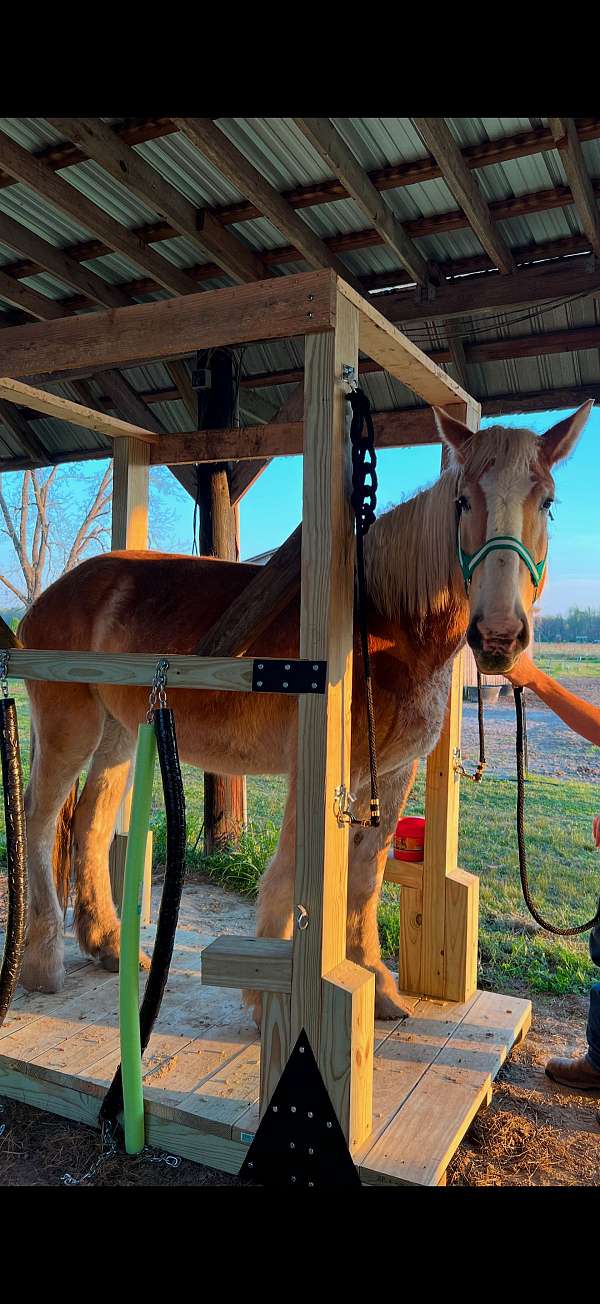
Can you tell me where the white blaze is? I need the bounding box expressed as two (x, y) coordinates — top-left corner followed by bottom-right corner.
(478, 467), (534, 622)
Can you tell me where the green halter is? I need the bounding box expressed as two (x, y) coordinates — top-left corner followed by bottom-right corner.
(457, 520), (547, 597)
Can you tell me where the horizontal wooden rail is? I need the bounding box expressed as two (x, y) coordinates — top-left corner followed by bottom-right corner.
(5, 649), (256, 691)
(201, 936), (293, 992)
(0, 377), (160, 444)
(383, 856), (424, 890)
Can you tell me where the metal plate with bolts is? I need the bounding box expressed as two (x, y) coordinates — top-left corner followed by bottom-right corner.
(238, 1029), (361, 1188)
(251, 659), (327, 695)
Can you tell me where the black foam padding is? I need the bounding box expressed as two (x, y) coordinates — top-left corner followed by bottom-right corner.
(0, 697), (27, 1025)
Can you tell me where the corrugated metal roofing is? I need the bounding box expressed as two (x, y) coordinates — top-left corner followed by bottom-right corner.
(0, 115), (597, 466)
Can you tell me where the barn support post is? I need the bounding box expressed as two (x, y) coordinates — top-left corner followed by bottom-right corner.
(108, 435), (153, 925)
(399, 401), (480, 1001)
(195, 348), (247, 854)
(260, 292), (374, 1150)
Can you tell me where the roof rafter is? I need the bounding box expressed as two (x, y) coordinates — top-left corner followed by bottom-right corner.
(412, 118), (516, 274)
(171, 117), (363, 292)
(294, 117), (430, 287)
(0, 129), (202, 298)
(548, 116), (600, 258)
(47, 117), (266, 286)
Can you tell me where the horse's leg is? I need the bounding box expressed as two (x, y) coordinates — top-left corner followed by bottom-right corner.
(21, 685), (105, 994)
(347, 761), (418, 1019)
(72, 715), (137, 971)
(242, 763), (297, 1028)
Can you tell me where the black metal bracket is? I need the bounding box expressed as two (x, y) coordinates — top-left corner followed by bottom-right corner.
(251, 659), (327, 695)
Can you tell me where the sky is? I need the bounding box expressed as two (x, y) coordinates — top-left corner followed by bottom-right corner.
(0, 405), (597, 616)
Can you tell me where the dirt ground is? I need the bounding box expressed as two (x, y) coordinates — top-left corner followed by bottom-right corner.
(462, 677), (600, 782)
(0, 877), (599, 1188)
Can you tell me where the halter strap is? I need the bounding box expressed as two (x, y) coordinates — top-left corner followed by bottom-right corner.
(457, 520), (547, 595)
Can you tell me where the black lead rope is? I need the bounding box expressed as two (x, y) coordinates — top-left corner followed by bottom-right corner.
(513, 685), (600, 937)
(0, 696), (27, 1024)
(100, 706), (187, 1127)
(345, 386), (380, 828)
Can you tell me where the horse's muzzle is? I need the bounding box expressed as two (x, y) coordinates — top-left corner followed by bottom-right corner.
(467, 610), (529, 674)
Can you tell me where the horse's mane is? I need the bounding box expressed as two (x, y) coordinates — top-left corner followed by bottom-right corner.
(365, 424), (542, 621)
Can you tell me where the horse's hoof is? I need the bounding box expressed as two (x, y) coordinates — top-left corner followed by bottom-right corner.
(20, 953), (65, 995)
(99, 946), (151, 973)
(374, 990), (413, 1020)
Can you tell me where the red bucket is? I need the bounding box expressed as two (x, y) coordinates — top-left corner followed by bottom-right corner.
(394, 815), (425, 862)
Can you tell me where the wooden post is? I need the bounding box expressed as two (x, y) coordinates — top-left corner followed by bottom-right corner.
(259, 294), (374, 1151)
(196, 348), (247, 853)
(399, 402), (479, 1001)
(108, 436), (153, 924)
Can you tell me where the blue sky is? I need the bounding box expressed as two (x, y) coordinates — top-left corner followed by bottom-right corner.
(0, 405), (597, 616)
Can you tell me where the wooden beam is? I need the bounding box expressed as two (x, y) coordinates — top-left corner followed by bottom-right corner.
(338, 280), (478, 412)
(0, 378), (160, 444)
(0, 398), (48, 461)
(172, 117), (363, 292)
(384, 258), (600, 325)
(201, 937), (292, 993)
(0, 270), (337, 379)
(412, 119), (516, 274)
(294, 118), (430, 288)
(0, 129), (201, 298)
(549, 117), (600, 258)
(4, 649), (257, 692)
(47, 118), (267, 286)
(0, 209), (130, 310)
(194, 524), (302, 656)
(0, 267), (66, 321)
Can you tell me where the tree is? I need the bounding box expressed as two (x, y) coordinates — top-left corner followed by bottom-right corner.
(0, 464), (112, 609)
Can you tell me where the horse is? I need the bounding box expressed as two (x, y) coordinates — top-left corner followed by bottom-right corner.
(15, 401), (591, 1021)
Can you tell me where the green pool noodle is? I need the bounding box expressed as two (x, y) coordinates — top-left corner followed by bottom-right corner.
(119, 722), (156, 1155)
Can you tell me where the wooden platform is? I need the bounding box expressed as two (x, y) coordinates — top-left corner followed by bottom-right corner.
(0, 925), (531, 1186)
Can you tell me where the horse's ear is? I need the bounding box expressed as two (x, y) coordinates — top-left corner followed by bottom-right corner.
(432, 407), (472, 463)
(540, 400), (593, 466)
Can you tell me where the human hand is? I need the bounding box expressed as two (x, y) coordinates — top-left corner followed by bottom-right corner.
(502, 652), (538, 689)
(594, 816), (600, 849)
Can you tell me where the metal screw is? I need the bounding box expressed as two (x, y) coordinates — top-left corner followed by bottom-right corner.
(285, 663), (290, 670)
(272, 1105), (278, 1113)
(290, 1142), (295, 1150)
(257, 681), (263, 688)
(282, 681), (289, 688)
(313, 664), (318, 670)
(291, 1176), (297, 1183)
(326, 1121), (332, 1129)
(290, 1106), (297, 1113)
(311, 682), (317, 689)
(308, 1181), (314, 1187)
(308, 1148), (314, 1156)
(248, 1161), (254, 1168)
(307, 312), (313, 318)
(258, 663), (263, 669)
(308, 294), (315, 301)
(299, 1046), (305, 1054)
(307, 1111), (313, 1119)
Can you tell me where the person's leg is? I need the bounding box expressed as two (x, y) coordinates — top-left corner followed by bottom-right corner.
(586, 983), (600, 1072)
(545, 982), (600, 1089)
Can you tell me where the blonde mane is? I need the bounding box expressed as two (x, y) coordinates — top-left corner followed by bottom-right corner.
(365, 424), (544, 621)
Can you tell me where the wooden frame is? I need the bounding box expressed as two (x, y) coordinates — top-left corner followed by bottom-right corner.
(2, 271), (488, 1165)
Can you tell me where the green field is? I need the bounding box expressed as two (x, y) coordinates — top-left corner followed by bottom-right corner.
(2, 671), (599, 998)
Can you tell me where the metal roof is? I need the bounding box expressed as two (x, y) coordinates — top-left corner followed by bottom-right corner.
(0, 115), (597, 467)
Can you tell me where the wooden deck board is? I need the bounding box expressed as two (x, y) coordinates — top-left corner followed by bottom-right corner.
(0, 926), (530, 1185)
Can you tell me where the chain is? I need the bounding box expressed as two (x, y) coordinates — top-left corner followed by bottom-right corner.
(61, 1119), (180, 1186)
(147, 657), (169, 723)
(0, 651), (9, 698)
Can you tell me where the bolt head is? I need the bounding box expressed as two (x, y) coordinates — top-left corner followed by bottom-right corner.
(258, 663), (263, 669)
(326, 1121), (332, 1129)
(285, 663), (290, 670)
(308, 1148), (314, 1156)
(307, 1111), (313, 1119)
(257, 681), (263, 688)
(290, 1142), (295, 1150)
(290, 1105), (296, 1113)
(272, 1105), (278, 1113)
(282, 681), (288, 688)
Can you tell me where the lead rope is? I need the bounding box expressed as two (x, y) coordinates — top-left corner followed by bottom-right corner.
(335, 386), (380, 830)
(514, 685), (600, 936)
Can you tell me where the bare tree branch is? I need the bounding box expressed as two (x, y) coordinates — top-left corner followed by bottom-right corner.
(0, 573), (28, 605)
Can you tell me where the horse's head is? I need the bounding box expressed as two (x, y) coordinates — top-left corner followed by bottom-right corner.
(433, 401), (593, 674)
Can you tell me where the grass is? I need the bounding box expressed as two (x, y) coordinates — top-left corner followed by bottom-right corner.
(2, 661), (599, 998)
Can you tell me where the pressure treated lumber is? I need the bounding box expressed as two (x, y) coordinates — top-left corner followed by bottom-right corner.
(201, 937), (292, 993)
(0, 377), (160, 444)
(194, 524), (302, 657)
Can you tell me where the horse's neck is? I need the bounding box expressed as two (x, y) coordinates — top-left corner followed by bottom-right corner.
(364, 470), (468, 659)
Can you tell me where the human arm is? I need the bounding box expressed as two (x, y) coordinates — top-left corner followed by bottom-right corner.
(503, 652), (600, 748)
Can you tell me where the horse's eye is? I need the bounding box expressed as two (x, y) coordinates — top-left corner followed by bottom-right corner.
(457, 495), (471, 513)
(541, 497), (554, 513)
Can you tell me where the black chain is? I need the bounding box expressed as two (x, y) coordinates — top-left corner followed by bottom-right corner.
(342, 387), (380, 829)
